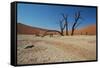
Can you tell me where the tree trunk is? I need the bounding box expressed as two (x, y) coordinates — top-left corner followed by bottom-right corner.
(71, 28), (74, 36)
(61, 29), (64, 36)
(62, 14), (68, 36)
(66, 23), (68, 35)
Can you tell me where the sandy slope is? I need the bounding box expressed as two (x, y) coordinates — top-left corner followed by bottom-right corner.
(67, 24), (96, 35)
(17, 35), (96, 64)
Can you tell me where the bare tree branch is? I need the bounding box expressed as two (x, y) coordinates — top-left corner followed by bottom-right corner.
(62, 13), (69, 35)
(71, 11), (82, 36)
(74, 22), (81, 30)
(59, 19), (65, 36)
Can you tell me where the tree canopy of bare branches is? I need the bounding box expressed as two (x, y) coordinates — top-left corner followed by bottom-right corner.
(59, 19), (66, 36)
(62, 14), (68, 35)
(71, 11), (82, 36)
(59, 13), (69, 36)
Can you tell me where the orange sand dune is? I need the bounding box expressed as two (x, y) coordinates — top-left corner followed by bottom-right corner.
(17, 23), (61, 35)
(68, 24), (96, 35)
(17, 23), (47, 35)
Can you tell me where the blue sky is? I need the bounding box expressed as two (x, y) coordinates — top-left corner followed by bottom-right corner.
(17, 3), (96, 30)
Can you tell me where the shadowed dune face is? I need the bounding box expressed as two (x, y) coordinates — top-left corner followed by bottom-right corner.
(17, 23), (47, 35)
(17, 23), (60, 36)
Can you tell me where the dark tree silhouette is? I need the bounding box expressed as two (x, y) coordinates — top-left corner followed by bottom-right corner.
(71, 11), (82, 36)
(81, 32), (82, 35)
(62, 14), (68, 35)
(59, 19), (66, 36)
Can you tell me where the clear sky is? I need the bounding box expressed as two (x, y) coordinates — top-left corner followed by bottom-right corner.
(17, 3), (96, 30)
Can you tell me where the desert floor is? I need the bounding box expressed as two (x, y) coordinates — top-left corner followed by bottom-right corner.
(17, 35), (96, 64)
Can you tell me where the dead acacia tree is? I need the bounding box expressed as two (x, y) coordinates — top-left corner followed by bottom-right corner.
(59, 19), (66, 36)
(71, 11), (82, 36)
(62, 14), (68, 35)
(43, 30), (61, 37)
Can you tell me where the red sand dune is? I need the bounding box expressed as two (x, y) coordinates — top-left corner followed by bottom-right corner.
(17, 23), (47, 35)
(70, 24), (96, 35)
(17, 23), (58, 36)
(17, 23), (61, 35)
